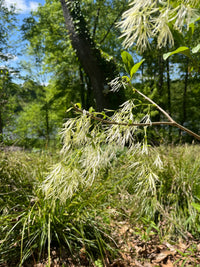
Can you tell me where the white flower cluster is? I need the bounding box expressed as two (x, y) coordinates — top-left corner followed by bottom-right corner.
(118, 0), (199, 51)
(109, 76), (128, 92)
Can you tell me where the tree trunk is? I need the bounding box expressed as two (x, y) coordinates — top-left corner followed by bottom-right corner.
(45, 102), (50, 146)
(179, 59), (189, 140)
(60, 0), (108, 111)
(155, 53), (164, 122)
(166, 59), (171, 116)
(166, 58), (172, 140)
(0, 109), (3, 142)
(158, 54), (164, 100)
(182, 59), (189, 125)
(79, 67), (86, 108)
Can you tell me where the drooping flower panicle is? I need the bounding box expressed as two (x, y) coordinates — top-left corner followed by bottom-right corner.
(118, 0), (199, 51)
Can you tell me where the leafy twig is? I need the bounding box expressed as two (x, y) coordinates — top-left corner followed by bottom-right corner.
(72, 103), (175, 127)
(133, 87), (200, 141)
(72, 83), (200, 142)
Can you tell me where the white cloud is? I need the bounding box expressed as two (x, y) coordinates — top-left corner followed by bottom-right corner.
(29, 1), (39, 11)
(4, 0), (39, 14)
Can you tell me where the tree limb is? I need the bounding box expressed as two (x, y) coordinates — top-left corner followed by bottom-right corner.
(72, 82), (200, 142)
(72, 104), (175, 127)
(133, 87), (200, 141)
(92, 6), (101, 39)
(100, 4), (127, 44)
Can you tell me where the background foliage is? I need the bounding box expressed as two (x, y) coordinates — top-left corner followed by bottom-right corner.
(0, 0), (199, 146)
(1, 0), (200, 266)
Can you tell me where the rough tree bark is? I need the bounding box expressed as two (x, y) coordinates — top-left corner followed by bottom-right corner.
(60, 0), (110, 111)
(182, 59), (189, 125)
(0, 110), (3, 142)
(166, 57), (172, 140)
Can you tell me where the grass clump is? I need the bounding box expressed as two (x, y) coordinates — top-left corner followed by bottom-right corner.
(1, 142), (200, 265)
(0, 150), (117, 266)
(0, 151), (53, 265)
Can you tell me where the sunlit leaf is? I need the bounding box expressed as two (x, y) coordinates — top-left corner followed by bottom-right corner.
(163, 47), (191, 60)
(75, 103), (81, 109)
(122, 75), (130, 83)
(130, 59), (145, 78)
(121, 51), (134, 74)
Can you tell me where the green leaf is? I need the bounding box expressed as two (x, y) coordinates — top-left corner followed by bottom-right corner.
(130, 59), (145, 78)
(75, 103), (81, 109)
(66, 107), (73, 113)
(86, 133), (92, 138)
(163, 47), (191, 60)
(188, 15), (200, 35)
(191, 202), (200, 212)
(89, 107), (95, 113)
(122, 75), (130, 83)
(121, 51), (134, 74)
(192, 44), (200, 54)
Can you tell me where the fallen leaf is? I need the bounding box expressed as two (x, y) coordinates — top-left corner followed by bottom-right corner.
(134, 245), (145, 255)
(119, 225), (129, 235)
(178, 241), (189, 252)
(161, 258), (174, 267)
(163, 242), (177, 253)
(157, 244), (166, 250)
(143, 263), (152, 267)
(153, 249), (173, 263)
(134, 260), (144, 267)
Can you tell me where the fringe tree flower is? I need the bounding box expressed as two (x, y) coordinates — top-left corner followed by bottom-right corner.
(118, 0), (157, 51)
(153, 8), (174, 48)
(118, 0), (200, 51)
(109, 76), (127, 92)
(174, 4), (199, 31)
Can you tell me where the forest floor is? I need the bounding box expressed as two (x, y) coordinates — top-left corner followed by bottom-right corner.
(1, 146), (200, 267)
(23, 220), (200, 267)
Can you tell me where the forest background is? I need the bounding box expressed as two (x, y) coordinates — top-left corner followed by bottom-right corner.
(1, 0), (200, 148)
(1, 0), (200, 266)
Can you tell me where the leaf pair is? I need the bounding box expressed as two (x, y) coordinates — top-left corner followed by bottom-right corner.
(121, 51), (145, 78)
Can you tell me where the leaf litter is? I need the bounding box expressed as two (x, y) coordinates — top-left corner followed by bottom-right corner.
(107, 220), (200, 267)
(16, 220), (200, 267)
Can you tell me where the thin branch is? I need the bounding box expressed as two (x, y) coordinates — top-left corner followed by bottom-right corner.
(132, 87), (200, 141)
(72, 104), (175, 127)
(174, 122), (200, 141)
(72, 83), (200, 142)
(92, 6), (100, 39)
(133, 88), (174, 123)
(99, 5), (126, 44)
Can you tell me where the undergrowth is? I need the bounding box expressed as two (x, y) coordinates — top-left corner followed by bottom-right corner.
(1, 145), (200, 266)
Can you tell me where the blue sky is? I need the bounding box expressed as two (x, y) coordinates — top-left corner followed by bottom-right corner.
(2, 0), (46, 83)
(4, 0), (45, 15)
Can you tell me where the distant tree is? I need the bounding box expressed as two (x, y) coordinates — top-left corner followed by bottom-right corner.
(21, 0), (128, 111)
(0, 0), (18, 141)
(0, 0), (17, 58)
(0, 68), (21, 142)
(14, 80), (58, 147)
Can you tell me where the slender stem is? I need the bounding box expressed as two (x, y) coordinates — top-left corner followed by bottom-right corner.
(133, 88), (174, 123)
(99, 4), (127, 44)
(73, 104), (175, 127)
(72, 82), (200, 142)
(174, 122), (200, 141)
(132, 87), (200, 141)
